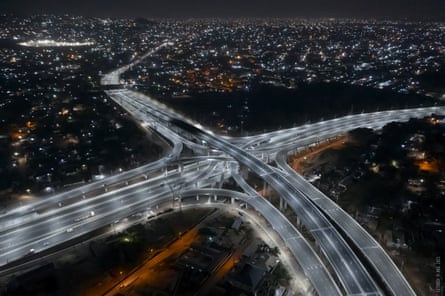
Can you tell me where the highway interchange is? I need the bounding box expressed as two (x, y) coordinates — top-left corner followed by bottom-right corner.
(1, 43), (444, 295)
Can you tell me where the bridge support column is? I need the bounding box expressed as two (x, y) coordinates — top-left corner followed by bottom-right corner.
(263, 180), (268, 198)
(314, 241), (321, 254)
(231, 197), (234, 204)
(218, 174), (224, 189)
(279, 198), (288, 211)
(196, 195), (199, 201)
(279, 198), (285, 211)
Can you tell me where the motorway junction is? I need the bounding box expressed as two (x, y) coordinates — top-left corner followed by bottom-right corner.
(1, 43), (444, 295)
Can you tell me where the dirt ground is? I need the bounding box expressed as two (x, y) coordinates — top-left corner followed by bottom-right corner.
(289, 135), (349, 174)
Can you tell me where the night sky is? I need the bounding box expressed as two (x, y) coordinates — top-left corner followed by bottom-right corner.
(0, 0), (444, 19)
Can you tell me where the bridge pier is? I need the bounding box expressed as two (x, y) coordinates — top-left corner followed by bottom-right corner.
(314, 241), (321, 255)
(217, 174), (224, 189)
(279, 198), (287, 211)
(263, 180), (268, 198)
(211, 182), (218, 201)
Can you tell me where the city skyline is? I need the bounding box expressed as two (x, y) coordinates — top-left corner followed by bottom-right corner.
(0, 0), (445, 20)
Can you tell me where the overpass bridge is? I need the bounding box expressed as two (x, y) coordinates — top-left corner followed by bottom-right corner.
(2, 42), (444, 295)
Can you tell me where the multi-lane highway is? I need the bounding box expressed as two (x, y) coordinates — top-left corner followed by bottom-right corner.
(229, 162), (342, 296)
(0, 140), (183, 228)
(2, 42), (445, 295)
(105, 88), (380, 294)
(274, 148), (417, 295)
(105, 85), (445, 295)
(100, 42), (173, 86)
(163, 107), (381, 296)
(0, 160), (227, 267)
